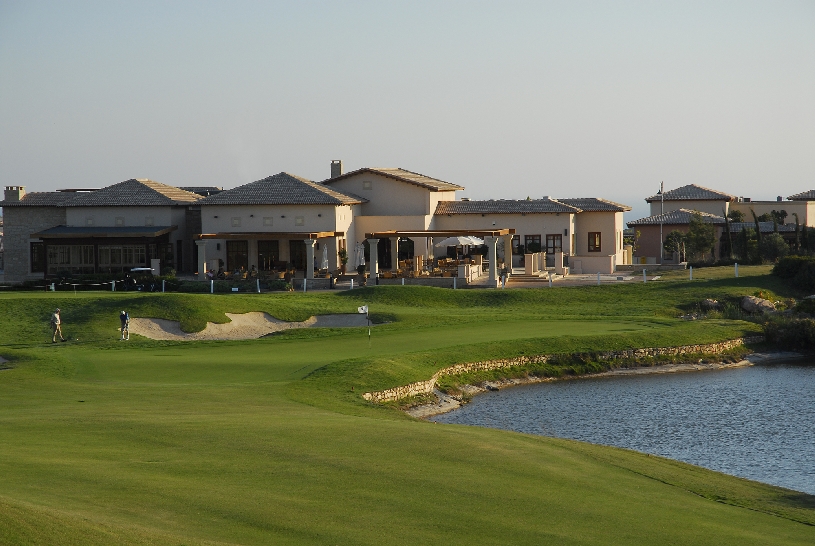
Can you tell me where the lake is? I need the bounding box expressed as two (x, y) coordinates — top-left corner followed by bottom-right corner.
(430, 361), (815, 495)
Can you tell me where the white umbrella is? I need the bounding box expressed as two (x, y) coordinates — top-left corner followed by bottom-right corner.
(434, 235), (484, 247)
(354, 242), (366, 268)
(321, 244), (329, 270)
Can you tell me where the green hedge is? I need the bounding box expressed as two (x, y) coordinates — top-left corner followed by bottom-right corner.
(772, 256), (815, 291)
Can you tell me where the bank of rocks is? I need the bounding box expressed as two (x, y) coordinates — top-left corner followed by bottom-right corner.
(362, 336), (763, 404)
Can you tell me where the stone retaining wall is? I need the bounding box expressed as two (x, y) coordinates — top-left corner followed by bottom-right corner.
(362, 336), (763, 403)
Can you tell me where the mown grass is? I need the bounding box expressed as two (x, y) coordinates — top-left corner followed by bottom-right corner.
(0, 267), (813, 544)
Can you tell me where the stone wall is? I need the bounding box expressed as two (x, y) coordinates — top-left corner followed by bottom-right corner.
(2, 207), (67, 283)
(362, 336), (762, 403)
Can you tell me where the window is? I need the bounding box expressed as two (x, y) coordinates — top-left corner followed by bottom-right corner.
(263, 217), (273, 227)
(226, 240), (248, 271)
(362, 180), (372, 190)
(257, 240), (280, 271)
(46, 244), (95, 274)
(511, 235), (520, 255)
(115, 217), (124, 226)
(98, 245), (146, 271)
(30, 242), (45, 273)
(231, 217), (241, 227)
(524, 234), (541, 253)
(295, 216), (304, 226)
(145, 216), (154, 226)
(546, 234), (562, 254)
(588, 232), (601, 252)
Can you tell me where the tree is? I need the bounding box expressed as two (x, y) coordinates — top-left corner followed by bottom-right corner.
(751, 209), (763, 244)
(685, 212), (716, 262)
(727, 209), (745, 223)
(759, 233), (789, 263)
(722, 207), (733, 260)
(663, 230), (686, 262)
(772, 209), (788, 225)
(793, 213), (801, 253)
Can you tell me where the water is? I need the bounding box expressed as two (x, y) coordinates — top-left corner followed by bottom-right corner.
(431, 362), (815, 494)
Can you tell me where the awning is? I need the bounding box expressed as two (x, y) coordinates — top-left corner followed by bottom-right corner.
(32, 225), (177, 239)
(196, 231), (343, 240)
(364, 229), (514, 238)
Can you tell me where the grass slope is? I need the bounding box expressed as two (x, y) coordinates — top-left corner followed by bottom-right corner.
(0, 266), (813, 544)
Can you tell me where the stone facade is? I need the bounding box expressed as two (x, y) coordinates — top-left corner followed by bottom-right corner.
(3, 206), (67, 282)
(362, 336), (762, 403)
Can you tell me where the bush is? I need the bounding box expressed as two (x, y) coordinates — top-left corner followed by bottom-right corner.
(759, 233), (789, 263)
(175, 279), (291, 293)
(772, 256), (815, 291)
(762, 315), (815, 350)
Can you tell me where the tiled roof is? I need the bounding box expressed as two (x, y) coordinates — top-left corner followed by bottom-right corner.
(199, 172), (366, 206)
(729, 222), (797, 233)
(0, 192), (75, 207)
(68, 179), (203, 207)
(627, 208), (727, 226)
(179, 186), (224, 197)
(32, 225), (177, 238)
(435, 199), (581, 215)
(787, 190), (815, 201)
(558, 198), (631, 212)
(645, 184), (736, 202)
(324, 168), (464, 191)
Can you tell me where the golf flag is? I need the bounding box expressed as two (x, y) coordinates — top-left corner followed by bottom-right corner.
(358, 305), (368, 314)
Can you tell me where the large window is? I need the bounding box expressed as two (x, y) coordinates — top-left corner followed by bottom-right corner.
(99, 245), (146, 271)
(226, 240), (249, 272)
(289, 240), (306, 271)
(588, 232), (601, 252)
(524, 234), (542, 253)
(46, 244), (95, 274)
(258, 240), (280, 271)
(546, 234), (562, 254)
(31, 242), (45, 273)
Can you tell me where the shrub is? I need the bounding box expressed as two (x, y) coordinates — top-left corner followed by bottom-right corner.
(773, 256), (815, 291)
(762, 315), (815, 350)
(759, 233), (789, 263)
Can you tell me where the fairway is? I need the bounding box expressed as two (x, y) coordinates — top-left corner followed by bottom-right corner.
(1, 277), (814, 544)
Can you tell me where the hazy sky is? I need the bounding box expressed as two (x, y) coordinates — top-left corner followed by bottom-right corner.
(1, 1), (813, 222)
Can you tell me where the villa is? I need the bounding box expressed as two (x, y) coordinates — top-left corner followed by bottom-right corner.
(1, 161), (632, 286)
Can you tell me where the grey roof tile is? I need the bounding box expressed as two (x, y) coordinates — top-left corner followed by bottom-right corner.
(645, 184), (736, 202)
(324, 167), (464, 191)
(435, 199), (581, 215)
(729, 222), (797, 233)
(787, 190), (815, 201)
(68, 179), (203, 207)
(199, 172), (366, 206)
(0, 192), (75, 207)
(627, 208), (727, 226)
(558, 197), (631, 212)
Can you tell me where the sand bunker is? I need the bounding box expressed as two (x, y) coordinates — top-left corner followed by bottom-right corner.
(129, 312), (371, 341)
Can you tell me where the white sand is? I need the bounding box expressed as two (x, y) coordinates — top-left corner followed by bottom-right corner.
(129, 312), (371, 341)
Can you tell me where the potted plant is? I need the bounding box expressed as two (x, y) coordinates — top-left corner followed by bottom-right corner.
(338, 248), (349, 274)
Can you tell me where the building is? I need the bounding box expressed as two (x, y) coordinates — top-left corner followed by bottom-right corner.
(1, 162), (632, 284)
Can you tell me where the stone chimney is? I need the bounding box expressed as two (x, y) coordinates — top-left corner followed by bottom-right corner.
(4, 186), (25, 201)
(330, 160), (343, 179)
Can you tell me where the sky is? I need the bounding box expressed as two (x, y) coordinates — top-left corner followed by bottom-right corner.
(1, 1), (813, 222)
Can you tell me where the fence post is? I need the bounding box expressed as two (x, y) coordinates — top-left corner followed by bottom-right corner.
(303, 279), (307, 293)
(689, 266), (693, 280)
(549, 276), (552, 288)
(643, 269), (647, 283)
(453, 277), (456, 289)
(162, 279), (165, 292)
(350, 279), (354, 290)
(210, 280), (214, 294)
(735, 263), (739, 278)
(257, 279), (260, 293)
(111, 280), (115, 292)
(597, 272), (601, 285)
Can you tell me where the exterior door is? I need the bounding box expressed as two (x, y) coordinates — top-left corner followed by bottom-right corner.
(546, 234), (562, 254)
(226, 240), (249, 272)
(258, 240), (280, 271)
(289, 240), (306, 271)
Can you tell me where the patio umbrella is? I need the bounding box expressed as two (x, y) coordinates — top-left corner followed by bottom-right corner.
(433, 235), (484, 247)
(321, 244), (329, 270)
(354, 242), (366, 268)
(434, 235), (485, 261)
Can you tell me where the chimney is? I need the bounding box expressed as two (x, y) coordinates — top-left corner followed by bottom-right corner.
(4, 186), (25, 201)
(330, 160), (343, 179)
(777, 196), (782, 202)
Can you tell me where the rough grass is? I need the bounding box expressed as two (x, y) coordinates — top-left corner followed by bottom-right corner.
(0, 269), (813, 544)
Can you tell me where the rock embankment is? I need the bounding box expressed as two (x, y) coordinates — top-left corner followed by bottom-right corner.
(362, 336), (763, 404)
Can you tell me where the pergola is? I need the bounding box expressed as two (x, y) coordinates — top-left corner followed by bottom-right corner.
(194, 231), (343, 280)
(363, 229), (515, 286)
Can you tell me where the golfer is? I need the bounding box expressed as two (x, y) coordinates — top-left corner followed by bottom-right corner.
(51, 308), (66, 343)
(120, 310), (130, 340)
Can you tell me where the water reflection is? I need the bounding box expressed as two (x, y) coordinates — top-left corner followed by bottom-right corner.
(431, 362), (815, 494)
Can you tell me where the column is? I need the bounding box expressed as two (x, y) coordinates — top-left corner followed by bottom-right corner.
(485, 236), (498, 286)
(304, 239), (316, 279)
(367, 238), (380, 280)
(502, 234), (513, 271)
(411, 238), (424, 272)
(390, 237), (399, 270)
(195, 240), (207, 281)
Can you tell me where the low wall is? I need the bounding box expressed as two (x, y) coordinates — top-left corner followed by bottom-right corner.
(375, 277), (457, 288)
(362, 336), (762, 403)
(291, 278), (333, 290)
